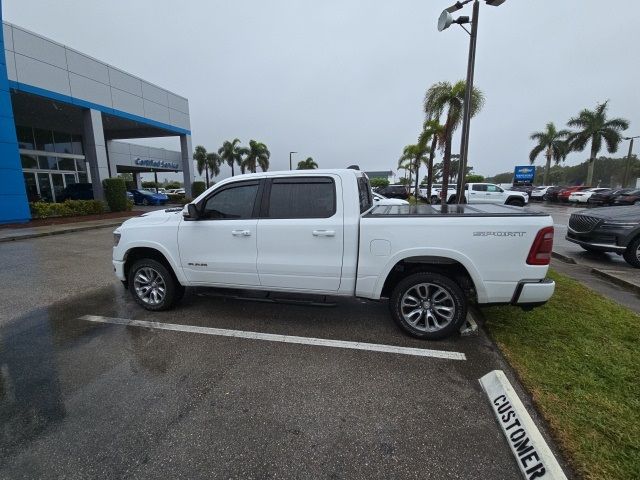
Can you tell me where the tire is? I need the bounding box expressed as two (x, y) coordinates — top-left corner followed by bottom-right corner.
(623, 236), (640, 268)
(506, 198), (525, 207)
(128, 258), (184, 311)
(389, 271), (467, 340)
(142, 198), (150, 206)
(430, 196), (439, 204)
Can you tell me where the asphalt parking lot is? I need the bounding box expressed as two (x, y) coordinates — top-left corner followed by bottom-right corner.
(0, 227), (568, 479)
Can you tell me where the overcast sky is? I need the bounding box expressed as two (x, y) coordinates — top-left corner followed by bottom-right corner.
(4, 0), (640, 181)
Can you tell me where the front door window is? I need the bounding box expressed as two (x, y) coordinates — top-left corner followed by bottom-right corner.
(37, 173), (53, 202)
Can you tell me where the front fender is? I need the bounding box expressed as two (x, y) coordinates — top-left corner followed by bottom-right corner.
(120, 240), (187, 284)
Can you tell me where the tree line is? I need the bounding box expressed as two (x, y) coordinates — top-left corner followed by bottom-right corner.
(529, 101), (630, 186)
(193, 140), (319, 186)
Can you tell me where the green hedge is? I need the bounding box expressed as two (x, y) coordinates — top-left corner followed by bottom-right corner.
(30, 200), (106, 218)
(103, 178), (129, 212)
(191, 181), (206, 198)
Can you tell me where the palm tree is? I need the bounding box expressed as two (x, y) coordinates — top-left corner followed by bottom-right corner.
(424, 81), (484, 204)
(422, 120), (445, 202)
(397, 157), (413, 184)
(297, 157), (318, 170)
(400, 143), (429, 200)
(218, 138), (244, 177)
(567, 101), (629, 186)
(528, 122), (571, 186)
(206, 152), (221, 179)
(241, 140), (270, 173)
(193, 145), (214, 188)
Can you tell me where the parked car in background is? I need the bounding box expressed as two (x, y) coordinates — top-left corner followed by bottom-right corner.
(568, 187), (611, 203)
(530, 186), (554, 201)
(510, 184), (535, 198)
(612, 189), (640, 206)
(557, 186), (589, 202)
(588, 188), (633, 207)
(375, 184), (409, 200)
(166, 188), (185, 195)
(129, 189), (169, 206)
(434, 183), (528, 206)
(372, 191), (409, 206)
(542, 186), (566, 202)
(566, 206), (640, 267)
(57, 183), (93, 201)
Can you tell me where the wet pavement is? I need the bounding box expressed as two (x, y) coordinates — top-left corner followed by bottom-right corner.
(0, 228), (572, 479)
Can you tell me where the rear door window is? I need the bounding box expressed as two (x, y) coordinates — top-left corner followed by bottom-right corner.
(266, 177), (336, 218)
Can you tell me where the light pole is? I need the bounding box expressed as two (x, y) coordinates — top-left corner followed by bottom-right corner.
(438, 0), (507, 203)
(289, 151), (297, 170)
(622, 136), (639, 188)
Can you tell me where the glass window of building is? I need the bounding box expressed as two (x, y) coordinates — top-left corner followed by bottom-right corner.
(17, 126), (35, 150)
(71, 134), (84, 155)
(56, 157), (76, 171)
(34, 128), (55, 152)
(53, 131), (73, 155)
(37, 156), (57, 170)
(20, 154), (38, 169)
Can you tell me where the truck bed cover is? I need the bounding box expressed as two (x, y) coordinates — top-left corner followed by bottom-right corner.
(366, 204), (549, 217)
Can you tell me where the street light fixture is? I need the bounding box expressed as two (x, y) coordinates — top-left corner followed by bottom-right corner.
(622, 136), (639, 188)
(289, 151), (297, 170)
(438, 0), (507, 203)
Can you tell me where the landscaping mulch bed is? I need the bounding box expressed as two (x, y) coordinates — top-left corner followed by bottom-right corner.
(0, 211), (142, 230)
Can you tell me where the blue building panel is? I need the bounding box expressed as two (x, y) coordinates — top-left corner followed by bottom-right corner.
(0, 0), (30, 223)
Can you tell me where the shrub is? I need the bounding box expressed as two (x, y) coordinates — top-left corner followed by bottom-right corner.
(167, 193), (186, 203)
(165, 182), (181, 189)
(103, 178), (129, 212)
(141, 181), (158, 189)
(465, 174), (485, 183)
(29, 200), (106, 218)
(191, 181), (206, 198)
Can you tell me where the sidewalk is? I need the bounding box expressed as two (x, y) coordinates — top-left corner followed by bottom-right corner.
(0, 217), (128, 242)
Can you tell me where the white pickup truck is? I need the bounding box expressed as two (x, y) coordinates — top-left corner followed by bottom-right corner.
(426, 183), (529, 207)
(113, 169), (555, 340)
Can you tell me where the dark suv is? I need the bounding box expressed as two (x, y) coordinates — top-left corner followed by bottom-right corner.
(375, 185), (409, 200)
(57, 183), (94, 201)
(566, 206), (640, 267)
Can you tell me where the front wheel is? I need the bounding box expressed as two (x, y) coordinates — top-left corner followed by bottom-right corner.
(389, 272), (467, 340)
(506, 198), (525, 207)
(128, 258), (184, 310)
(623, 236), (640, 268)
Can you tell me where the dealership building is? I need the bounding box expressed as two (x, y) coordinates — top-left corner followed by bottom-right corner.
(0, 12), (194, 224)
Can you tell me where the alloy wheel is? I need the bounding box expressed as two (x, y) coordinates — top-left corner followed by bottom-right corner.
(400, 283), (456, 333)
(133, 267), (166, 305)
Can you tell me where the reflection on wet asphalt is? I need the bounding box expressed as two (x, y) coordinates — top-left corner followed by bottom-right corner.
(0, 285), (529, 479)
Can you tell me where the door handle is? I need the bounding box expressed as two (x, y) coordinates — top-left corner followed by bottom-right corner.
(231, 229), (251, 236)
(313, 230), (335, 237)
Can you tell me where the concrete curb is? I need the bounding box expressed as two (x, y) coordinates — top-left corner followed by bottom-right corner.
(0, 221), (123, 243)
(590, 268), (640, 295)
(551, 251), (577, 264)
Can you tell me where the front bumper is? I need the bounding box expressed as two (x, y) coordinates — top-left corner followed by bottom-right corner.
(511, 278), (555, 306)
(565, 235), (626, 252)
(113, 259), (126, 281)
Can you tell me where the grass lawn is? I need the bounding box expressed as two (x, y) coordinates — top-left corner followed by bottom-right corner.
(482, 270), (640, 480)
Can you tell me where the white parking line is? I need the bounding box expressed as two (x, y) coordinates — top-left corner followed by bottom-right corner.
(78, 315), (467, 361)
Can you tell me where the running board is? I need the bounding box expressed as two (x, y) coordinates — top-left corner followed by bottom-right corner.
(195, 289), (337, 307)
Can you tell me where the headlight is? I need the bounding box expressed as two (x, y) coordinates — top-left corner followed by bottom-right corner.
(113, 231), (121, 246)
(600, 221), (637, 230)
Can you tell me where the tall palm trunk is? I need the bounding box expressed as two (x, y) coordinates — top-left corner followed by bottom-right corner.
(205, 167), (210, 188)
(441, 119), (453, 206)
(586, 139), (597, 186)
(427, 136), (437, 203)
(414, 156), (420, 204)
(543, 147), (552, 186)
(230, 162), (235, 177)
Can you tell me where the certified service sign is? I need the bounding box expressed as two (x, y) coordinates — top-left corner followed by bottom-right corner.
(479, 370), (567, 480)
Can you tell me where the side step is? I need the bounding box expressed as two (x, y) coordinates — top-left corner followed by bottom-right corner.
(195, 289), (337, 307)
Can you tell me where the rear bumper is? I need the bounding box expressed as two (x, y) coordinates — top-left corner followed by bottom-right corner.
(511, 278), (555, 306)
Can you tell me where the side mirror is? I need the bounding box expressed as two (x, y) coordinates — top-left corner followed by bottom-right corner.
(184, 203), (200, 220)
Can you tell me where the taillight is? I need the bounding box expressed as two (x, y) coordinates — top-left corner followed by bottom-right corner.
(527, 226), (554, 265)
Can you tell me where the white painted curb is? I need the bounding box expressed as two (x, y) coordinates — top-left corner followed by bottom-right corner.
(479, 370), (567, 480)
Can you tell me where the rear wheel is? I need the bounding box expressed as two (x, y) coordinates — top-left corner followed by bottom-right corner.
(389, 272), (467, 340)
(128, 258), (184, 310)
(623, 236), (640, 268)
